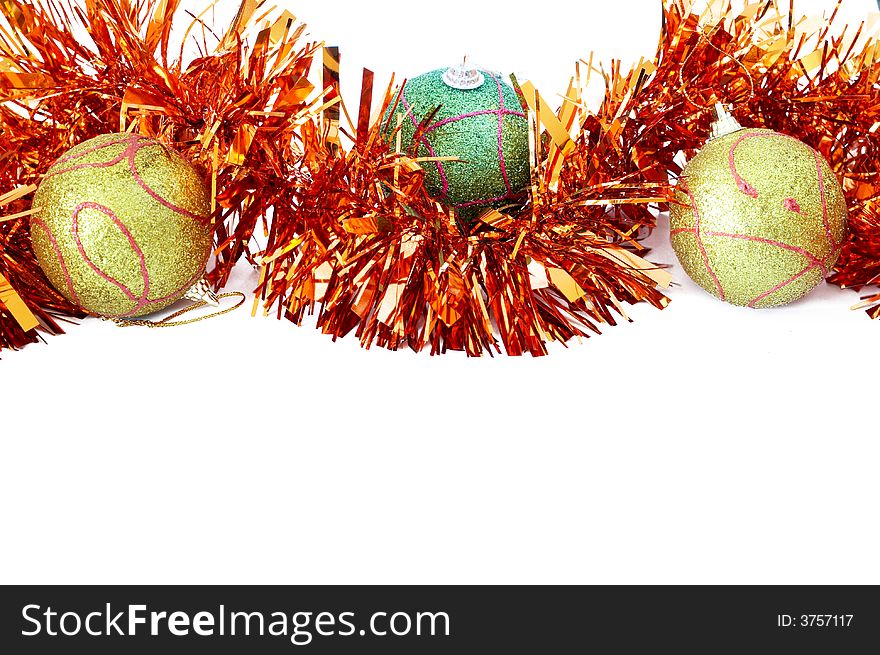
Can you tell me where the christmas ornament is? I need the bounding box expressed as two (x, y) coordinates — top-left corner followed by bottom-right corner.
(384, 63), (530, 222)
(31, 133), (213, 318)
(670, 106), (847, 308)
(258, 50), (672, 357)
(0, 0), (317, 350)
(608, 0), (878, 316)
(5, 0), (880, 356)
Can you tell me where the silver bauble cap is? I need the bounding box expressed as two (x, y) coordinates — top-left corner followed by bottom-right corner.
(442, 61), (485, 90)
(709, 102), (744, 140)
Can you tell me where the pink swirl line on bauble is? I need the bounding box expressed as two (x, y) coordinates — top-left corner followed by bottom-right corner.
(692, 230), (829, 275)
(45, 133), (206, 223)
(402, 70), (526, 208)
(680, 183), (726, 300)
(490, 71), (516, 196)
(455, 191), (528, 209)
(30, 215), (81, 306)
(424, 108), (525, 134)
(810, 144), (837, 248)
(69, 202), (205, 318)
(401, 92), (450, 199)
(671, 224), (840, 307)
(704, 129), (841, 305)
(747, 261), (821, 308)
(47, 135), (137, 175)
(728, 131), (835, 247)
(72, 202), (151, 311)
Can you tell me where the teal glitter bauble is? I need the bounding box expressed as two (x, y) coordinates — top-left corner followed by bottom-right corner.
(384, 67), (530, 222)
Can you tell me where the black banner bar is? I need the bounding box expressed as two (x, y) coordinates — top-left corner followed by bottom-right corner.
(1, 586), (877, 653)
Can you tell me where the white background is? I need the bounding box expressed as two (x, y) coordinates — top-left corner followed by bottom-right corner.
(2, 0), (879, 585)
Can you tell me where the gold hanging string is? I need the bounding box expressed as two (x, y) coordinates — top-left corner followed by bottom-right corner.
(678, 19), (756, 112)
(105, 292), (246, 328)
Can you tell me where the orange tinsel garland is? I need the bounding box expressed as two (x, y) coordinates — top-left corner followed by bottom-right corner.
(4, 0), (880, 354)
(253, 0), (880, 354)
(0, 0), (319, 350)
(256, 59), (675, 356)
(637, 1), (880, 314)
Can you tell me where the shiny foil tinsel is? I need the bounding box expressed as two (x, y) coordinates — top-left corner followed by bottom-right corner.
(0, 0), (319, 350)
(641, 1), (880, 314)
(258, 0), (880, 354)
(5, 0), (880, 354)
(256, 65), (673, 356)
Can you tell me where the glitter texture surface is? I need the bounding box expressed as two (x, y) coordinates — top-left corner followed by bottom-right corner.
(385, 68), (529, 222)
(670, 129), (847, 308)
(30, 133), (212, 318)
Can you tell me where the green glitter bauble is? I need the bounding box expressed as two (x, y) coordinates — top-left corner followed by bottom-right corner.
(384, 68), (530, 222)
(670, 128), (847, 308)
(31, 133), (212, 318)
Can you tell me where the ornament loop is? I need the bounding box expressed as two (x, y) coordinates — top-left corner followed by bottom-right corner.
(108, 291), (246, 328)
(678, 25), (755, 116)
